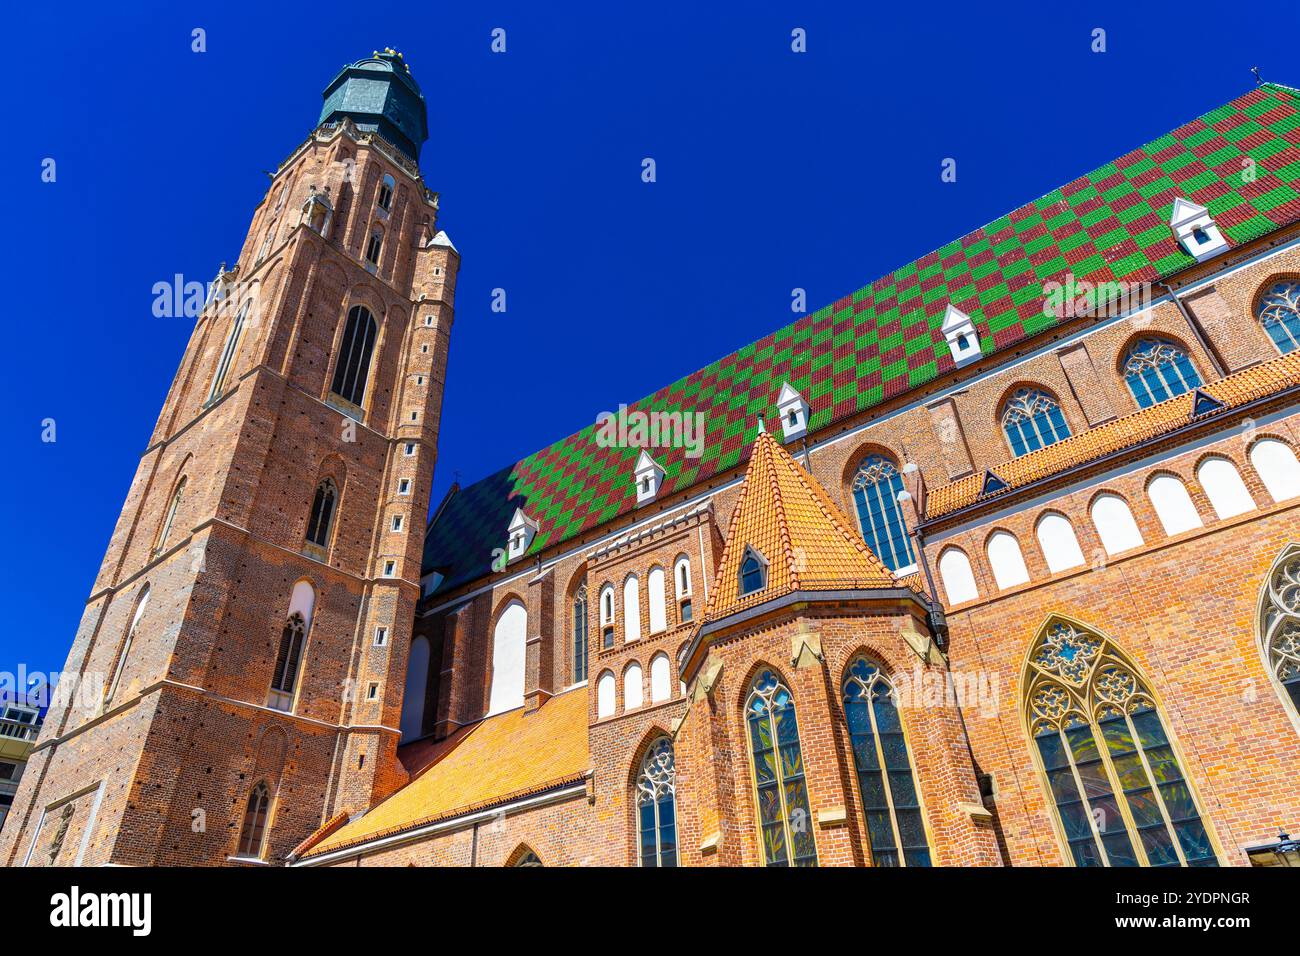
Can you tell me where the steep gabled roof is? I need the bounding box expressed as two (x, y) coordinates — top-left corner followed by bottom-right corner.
(700, 430), (897, 624)
(425, 84), (1300, 594)
(925, 349), (1300, 520)
(301, 689), (589, 859)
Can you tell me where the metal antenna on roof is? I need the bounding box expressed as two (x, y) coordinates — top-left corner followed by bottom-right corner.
(1252, 66), (1264, 86)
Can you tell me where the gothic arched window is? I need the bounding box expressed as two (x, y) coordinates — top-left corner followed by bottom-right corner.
(1001, 387), (1070, 456)
(512, 848), (543, 866)
(739, 546), (767, 596)
(1259, 545), (1300, 724)
(1123, 338), (1202, 409)
(237, 783), (271, 859)
(106, 585), (150, 706)
(1025, 619), (1217, 867)
(842, 657), (931, 867)
(746, 670), (817, 867)
(1257, 280), (1300, 355)
(329, 305), (378, 409)
(851, 454), (916, 571)
(572, 581), (589, 684)
(365, 228), (383, 266)
(154, 476), (187, 556)
(305, 479), (337, 550)
(636, 737), (678, 867)
(268, 613), (307, 712)
(207, 301), (249, 404)
(377, 174), (396, 212)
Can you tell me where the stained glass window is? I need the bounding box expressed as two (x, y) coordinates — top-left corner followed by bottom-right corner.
(1025, 619), (1217, 867)
(842, 657), (931, 866)
(636, 737), (678, 867)
(746, 670), (817, 866)
(1122, 339), (1202, 409)
(851, 455), (916, 571)
(1257, 281), (1300, 355)
(1259, 545), (1300, 719)
(1001, 388), (1071, 456)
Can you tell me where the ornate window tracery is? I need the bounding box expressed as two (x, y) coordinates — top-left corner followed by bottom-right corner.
(746, 670), (817, 867)
(1259, 545), (1300, 720)
(842, 657), (931, 866)
(1258, 280), (1300, 355)
(1122, 339), (1201, 408)
(851, 454), (915, 571)
(305, 479), (337, 549)
(635, 737), (678, 867)
(1001, 387), (1070, 456)
(1025, 619), (1217, 867)
(330, 305), (378, 409)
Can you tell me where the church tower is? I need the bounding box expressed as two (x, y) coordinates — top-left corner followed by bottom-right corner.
(1, 50), (458, 866)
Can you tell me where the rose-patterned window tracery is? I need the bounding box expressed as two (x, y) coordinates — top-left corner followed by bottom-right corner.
(1259, 545), (1300, 720)
(635, 736), (678, 867)
(1025, 619), (1217, 867)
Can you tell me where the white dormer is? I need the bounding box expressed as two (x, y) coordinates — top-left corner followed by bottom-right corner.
(776, 382), (810, 441)
(1169, 198), (1228, 262)
(942, 305), (982, 366)
(506, 508), (538, 562)
(634, 450), (666, 505)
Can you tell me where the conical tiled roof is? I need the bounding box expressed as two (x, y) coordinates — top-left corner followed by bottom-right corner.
(701, 430), (897, 624)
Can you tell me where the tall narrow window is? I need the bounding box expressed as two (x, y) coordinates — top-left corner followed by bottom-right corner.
(1025, 618), (1217, 867)
(572, 582), (589, 684)
(674, 555), (693, 623)
(489, 600), (527, 715)
(851, 454), (916, 571)
(237, 783), (271, 859)
(746, 670), (817, 867)
(1259, 545), (1300, 722)
(154, 477), (186, 556)
(1257, 280), (1300, 355)
(106, 585), (150, 706)
(842, 657), (931, 866)
(304, 479), (337, 550)
(329, 305), (378, 409)
(208, 302), (249, 403)
(268, 614), (307, 712)
(599, 584), (615, 649)
(377, 174), (395, 212)
(365, 229), (383, 266)
(636, 737), (678, 867)
(1001, 388), (1071, 456)
(1123, 339), (1202, 409)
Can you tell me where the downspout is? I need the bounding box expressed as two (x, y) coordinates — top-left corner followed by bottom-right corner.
(1158, 280), (1226, 379)
(899, 478), (985, 807)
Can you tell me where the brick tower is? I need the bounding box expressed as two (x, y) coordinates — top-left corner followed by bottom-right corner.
(1, 50), (459, 866)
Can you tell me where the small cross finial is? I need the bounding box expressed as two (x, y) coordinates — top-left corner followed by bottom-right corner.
(1252, 66), (1264, 86)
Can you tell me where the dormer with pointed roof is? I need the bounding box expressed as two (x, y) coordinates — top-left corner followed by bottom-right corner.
(1169, 197), (1229, 262)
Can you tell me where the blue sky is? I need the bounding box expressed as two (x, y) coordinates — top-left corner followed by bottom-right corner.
(3, 0), (1298, 682)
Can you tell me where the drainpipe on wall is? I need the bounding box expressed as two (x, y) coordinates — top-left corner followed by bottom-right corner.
(1158, 280), (1226, 379)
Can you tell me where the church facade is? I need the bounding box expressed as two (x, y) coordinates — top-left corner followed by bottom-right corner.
(5, 54), (1300, 868)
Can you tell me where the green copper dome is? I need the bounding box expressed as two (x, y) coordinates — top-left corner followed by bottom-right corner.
(318, 49), (428, 161)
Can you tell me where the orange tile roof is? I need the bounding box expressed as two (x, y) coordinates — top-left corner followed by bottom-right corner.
(925, 350), (1300, 520)
(302, 689), (589, 858)
(701, 430), (897, 624)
